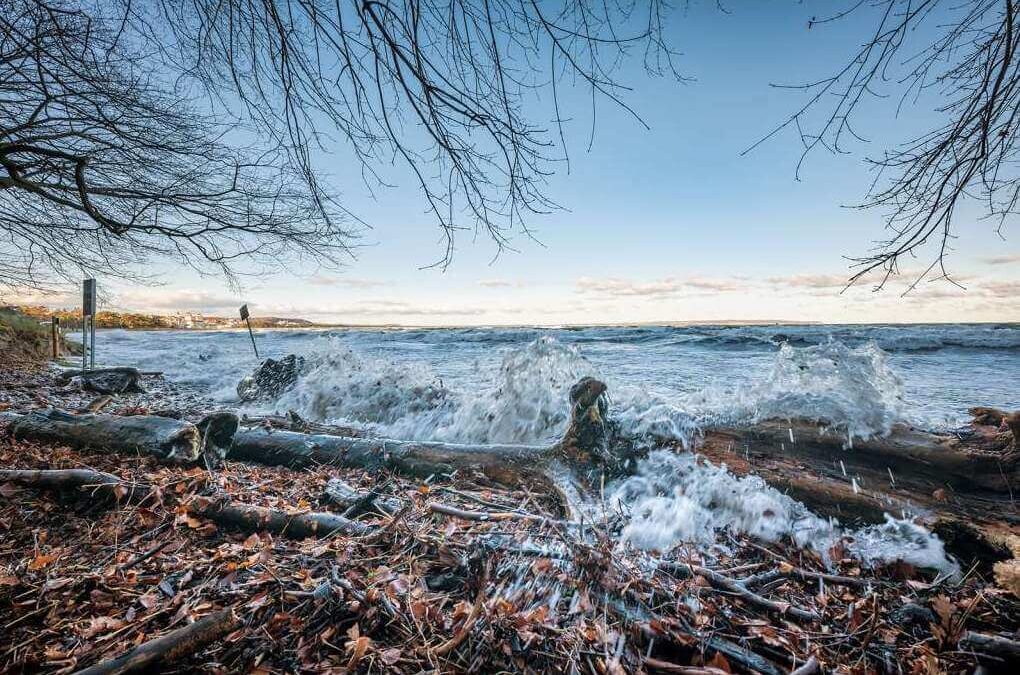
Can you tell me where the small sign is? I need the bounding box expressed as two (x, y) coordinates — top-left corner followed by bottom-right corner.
(82, 278), (97, 317)
(239, 304), (249, 320)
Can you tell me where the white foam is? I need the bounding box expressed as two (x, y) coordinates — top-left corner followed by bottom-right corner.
(607, 450), (958, 575)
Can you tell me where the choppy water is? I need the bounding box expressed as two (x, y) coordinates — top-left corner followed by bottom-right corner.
(79, 323), (1017, 572)
(90, 323), (1019, 440)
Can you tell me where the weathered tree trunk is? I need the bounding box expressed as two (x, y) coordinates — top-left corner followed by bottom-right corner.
(228, 427), (554, 486)
(71, 609), (238, 675)
(697, 417), (1018, 496)
(3, 409), (203, 462)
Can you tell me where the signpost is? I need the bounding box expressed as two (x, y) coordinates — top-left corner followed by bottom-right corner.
(82, 278), (96, 373)
(240, 304), (259, 358)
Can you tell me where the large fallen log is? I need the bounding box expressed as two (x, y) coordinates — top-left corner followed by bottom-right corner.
(71, 609), (238, 675)
(697, 417), (1018, 495)
(228, 427), (553, 486)
(2, 409), (204, 463)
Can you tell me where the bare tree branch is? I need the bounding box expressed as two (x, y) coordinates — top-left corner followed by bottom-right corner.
(753, 0), (1020, 291)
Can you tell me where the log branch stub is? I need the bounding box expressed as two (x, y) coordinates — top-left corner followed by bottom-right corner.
(321, 477), (400, 515)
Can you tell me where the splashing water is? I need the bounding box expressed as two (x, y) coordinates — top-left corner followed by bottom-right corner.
(275, 336), (600, 444)
(692, 339), (906, 443)
(607, 450), (958, 575)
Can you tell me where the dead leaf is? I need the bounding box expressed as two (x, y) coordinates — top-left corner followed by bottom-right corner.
(28, 552), (59, 570)
(380, 648), (401, 665)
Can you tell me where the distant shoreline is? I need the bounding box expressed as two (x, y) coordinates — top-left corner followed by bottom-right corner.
(10, 305), (1018, 331)
(71, 319), (1020, 331)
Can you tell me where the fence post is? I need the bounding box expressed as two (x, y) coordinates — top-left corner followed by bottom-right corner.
(51, 316), (60, 359)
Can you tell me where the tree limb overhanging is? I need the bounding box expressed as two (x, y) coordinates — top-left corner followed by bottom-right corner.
(753, 0), (1020, 289)
(0, 0), (681, 291)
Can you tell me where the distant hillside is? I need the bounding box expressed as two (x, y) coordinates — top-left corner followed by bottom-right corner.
(12, 305), (316, 330)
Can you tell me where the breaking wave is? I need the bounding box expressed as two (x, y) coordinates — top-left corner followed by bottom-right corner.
(691, 339), (906, 442)
(274, 336), (699, 446)
(269, 335), (905, 446)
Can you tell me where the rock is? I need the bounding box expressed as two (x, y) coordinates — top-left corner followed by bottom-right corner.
(237, 355), (304, 402)
(889, 602), (936, 634)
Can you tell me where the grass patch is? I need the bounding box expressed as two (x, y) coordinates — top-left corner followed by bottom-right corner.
(0, 307), (52, 365)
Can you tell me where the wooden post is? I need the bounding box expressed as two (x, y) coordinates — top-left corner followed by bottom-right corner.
(51, 316), (60, 359)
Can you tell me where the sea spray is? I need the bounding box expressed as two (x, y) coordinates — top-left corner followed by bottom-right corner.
(606, 450), (958, 575)
(274, 336), (595, 443)
(691, 339), (906, 443)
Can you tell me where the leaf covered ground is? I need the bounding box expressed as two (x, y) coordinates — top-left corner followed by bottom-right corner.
(1, 425), (1018, 675)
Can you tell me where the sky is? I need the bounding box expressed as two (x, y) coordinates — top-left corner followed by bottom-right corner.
(11, 2), (1020, 325)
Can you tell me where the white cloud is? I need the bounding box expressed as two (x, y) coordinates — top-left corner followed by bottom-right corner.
(478, 279), (527, 288)
(765, 274), (848, 290)
(979, 254), (1020, 266)
(116, 289), (241, 313)
(576, 277), (684, 298)
(575, 275), (746, 298)
(307, 275), (389, 288)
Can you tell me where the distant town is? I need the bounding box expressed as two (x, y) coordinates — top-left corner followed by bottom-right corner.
(9, 305), (315, 330)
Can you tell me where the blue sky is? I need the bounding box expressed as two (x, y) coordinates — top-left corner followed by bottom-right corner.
(17, 2), (1019, 324)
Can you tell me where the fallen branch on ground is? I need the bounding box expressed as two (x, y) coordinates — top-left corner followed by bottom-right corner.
(659, 560), (821, 623)
(71, 608), (238, 675)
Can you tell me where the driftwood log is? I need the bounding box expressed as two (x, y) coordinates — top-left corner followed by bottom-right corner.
(697, 417), (1019, 495)
(55, 367), (146, 395)
(71, 609), (238, 675)
(2, 409), (204, 463)
(0, 468), (370, 539)
(228, 427), (552, 485)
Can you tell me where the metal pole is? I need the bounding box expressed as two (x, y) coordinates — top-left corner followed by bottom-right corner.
(51, 316), (58, 359)
(245, 317), (259, 358)
(90, 314), (96, 370)
(82, 316), (87, 376)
